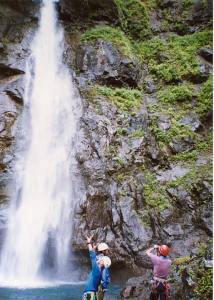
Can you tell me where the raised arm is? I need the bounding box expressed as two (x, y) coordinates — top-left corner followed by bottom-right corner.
(87, 236), (93, 251)
(146, 245), (159, 257)
(86, 236), (98, 270)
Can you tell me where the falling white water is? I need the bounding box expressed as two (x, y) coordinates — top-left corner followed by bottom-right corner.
(0, 0), (83, 286)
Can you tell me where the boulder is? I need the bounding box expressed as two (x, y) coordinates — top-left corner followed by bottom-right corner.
(120, 275), (150, 299)
(156, 165), (190, 183)
(76, 41), (141, 88)
(170, 136), (195, 153)
(5, 77), (25, 104)
(0, 63), (24, 80)
(157, 114), (171, 131)
(144, 79), (156, 94)
(199, 47), (213, 64)
(179, 114), (201, 132)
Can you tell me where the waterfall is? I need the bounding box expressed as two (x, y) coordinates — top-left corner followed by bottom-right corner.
(0, 0), (83, 286)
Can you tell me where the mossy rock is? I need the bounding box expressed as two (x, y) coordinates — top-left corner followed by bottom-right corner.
(137, 30), (213, 83)
(89, 85), (143, 112)
(115, 0), (151, 40)
(81, 25), (135, 58)
(196, 76), (213, 117)
(157, 84), (196, 103)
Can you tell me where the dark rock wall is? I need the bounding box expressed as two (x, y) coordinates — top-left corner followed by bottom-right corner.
(0, 0), (212, 298)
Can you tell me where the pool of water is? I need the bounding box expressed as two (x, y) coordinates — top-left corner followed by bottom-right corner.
(0, 284), (121, 300)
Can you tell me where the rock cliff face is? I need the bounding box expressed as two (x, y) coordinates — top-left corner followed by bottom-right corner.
(0, 0), (212, 298)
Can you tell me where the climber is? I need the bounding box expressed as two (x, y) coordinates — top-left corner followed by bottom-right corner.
(82, 236), (111, 300)
(146, 244), (172, 300)
(97, 242), (110, 256)
(95, 242), (111, 300)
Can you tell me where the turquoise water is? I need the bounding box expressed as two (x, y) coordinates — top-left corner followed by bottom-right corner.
(0, 284), (121, 300)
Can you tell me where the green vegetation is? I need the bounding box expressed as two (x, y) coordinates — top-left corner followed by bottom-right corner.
(157, 0), (206, 32)
(195, 268), (213, 299)
(137, 30), (213, 83)
(91, 85), (143, 112)
(115, 0), (151, 40)
(172, 130), (213, 162)
(146, 73), (212, 160)
(130, 128), (144, 138)
(182, 0), (194, 9)
(116, 127), (128, 136)
(173, 256), (191, 266)
(158, 84), (195, 103)
(81, 25), (134, 57)
(143, 171), (170, 210)
(172, 243), (213, 300)
(171, 150), (198, 162)
(196, 76), (213, 116)
(167, 164), (212, 194)
(150, 112), (196, 145)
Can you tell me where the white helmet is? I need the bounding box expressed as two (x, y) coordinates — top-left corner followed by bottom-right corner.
(98, 242), (109, 252)
(102, 256), (111, 268)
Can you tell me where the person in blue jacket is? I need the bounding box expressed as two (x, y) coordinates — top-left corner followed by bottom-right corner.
(82, 236), (111, 300)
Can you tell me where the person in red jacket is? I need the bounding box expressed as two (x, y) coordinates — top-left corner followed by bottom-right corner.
(146, 244), (172, 300)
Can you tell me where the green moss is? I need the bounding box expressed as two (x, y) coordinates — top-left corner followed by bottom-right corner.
(197, 243), (208, 257)
(143, 172), (170, 210)
(196, 76), (213, 116)
(116, 127), (128, 136)
(137, 30), (213, 83)
(195, 243), (213, 299)
(114, 156), (125, 166)
(195, 268), (213, 299)
(201, 0), (211, 9)
(94, 85), (143, 112)
(116, 172), (126, 182)
(173, 256), (191, 266)
(130, 129), (144, 138)
(135, 36), (166, 61)
(81, 25), (134, 58)
(196, 132), (213, 153)
(172, 150), (198, 162)
(150, 113), (196, 145)
(172, 243), (213, 299)
(167, 164), (212, 192)
(115, 0), (151, 40)
(157, 0), (205, 32)
(182, 0), (194, 9)
(158, 84), (195, 103)
(162, 125), (212, 163)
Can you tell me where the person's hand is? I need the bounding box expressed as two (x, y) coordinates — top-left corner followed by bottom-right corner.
(93, 243), (98, 250)
(154, 245), (159, 249)
(86, 236), (93, 244)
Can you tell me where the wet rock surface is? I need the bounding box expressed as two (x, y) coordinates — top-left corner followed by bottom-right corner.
(76, 41), (141, 88)
(59, 0), (118, 23)
(0, 0), (212, 299)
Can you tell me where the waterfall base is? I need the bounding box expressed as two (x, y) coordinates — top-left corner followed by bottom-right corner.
(0, 284), (121, 300)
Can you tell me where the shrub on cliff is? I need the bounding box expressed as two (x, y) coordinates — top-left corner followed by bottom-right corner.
(137, 30), (213, 83)
(81, 25), (134, 58)
(115, 0), (152, 40)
